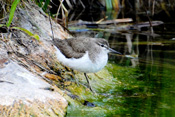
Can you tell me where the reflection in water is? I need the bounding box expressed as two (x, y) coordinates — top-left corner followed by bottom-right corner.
(124, 33), (139, 67)
(108, 29), (175, 116)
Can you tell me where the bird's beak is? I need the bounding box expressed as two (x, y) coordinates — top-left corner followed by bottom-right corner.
(108, 47), (122, 55)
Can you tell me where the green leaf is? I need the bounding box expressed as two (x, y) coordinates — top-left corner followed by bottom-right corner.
(12, 27), (40, 40)
(0, 24), (5, 27)
(42, 0), (50, 11)
(6, 0), (20, 27)
(37, 0), (44, 7)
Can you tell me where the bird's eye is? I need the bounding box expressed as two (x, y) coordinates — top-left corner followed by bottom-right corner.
(101, 44), (104, 47)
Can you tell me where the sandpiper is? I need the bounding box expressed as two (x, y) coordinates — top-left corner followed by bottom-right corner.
(53, 37), (121, 91)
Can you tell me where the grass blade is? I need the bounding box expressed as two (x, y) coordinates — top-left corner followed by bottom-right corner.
(0, 24), (5, 27)
(105, 0), (112, 10)
(6, 0), (20, 27)
(42, 0), (50, 11)
(112, 0), (119, 10)
(12, 27), (40, 41)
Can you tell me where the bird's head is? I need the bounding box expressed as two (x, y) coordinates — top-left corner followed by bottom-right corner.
(96, 39), (122, 55)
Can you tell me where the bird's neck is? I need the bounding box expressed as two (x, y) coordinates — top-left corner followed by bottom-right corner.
(89, 50), (108, 64)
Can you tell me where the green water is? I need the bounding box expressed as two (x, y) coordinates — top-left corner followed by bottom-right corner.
(110, 40), (175, 116)
(66, 13), (175, 117)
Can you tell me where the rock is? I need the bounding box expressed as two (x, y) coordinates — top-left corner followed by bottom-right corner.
(0, 1), (70, 116)
(0, 47), (9, 68)
(0, 61), (68, 116)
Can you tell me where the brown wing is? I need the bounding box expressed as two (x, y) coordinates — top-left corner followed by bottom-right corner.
(53, 38), (86, 58)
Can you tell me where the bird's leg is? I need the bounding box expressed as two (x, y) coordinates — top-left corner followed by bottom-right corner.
(84, 73), (93, 92)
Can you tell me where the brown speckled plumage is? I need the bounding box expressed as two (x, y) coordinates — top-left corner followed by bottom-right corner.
(53, 37), (109, 63)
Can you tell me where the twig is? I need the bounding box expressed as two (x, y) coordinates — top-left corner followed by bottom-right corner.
(48, 12), (54, 39)
(56, 0), (63, 21)
(143, 3), (154, 34)
(0, 80), (14, 84)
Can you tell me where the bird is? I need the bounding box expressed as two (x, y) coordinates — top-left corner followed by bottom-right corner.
(53, 37), (121, 92)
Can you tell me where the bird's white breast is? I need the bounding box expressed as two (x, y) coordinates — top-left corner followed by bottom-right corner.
(54, 46), (108, 73)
